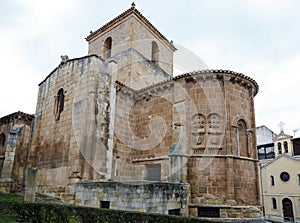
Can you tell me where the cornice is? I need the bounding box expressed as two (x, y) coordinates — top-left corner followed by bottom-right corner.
(134, 69), (259, 96)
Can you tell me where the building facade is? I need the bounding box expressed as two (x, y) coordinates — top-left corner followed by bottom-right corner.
(257, 126), (300, 222)
(261, 155), (300, 222)
(25, 4), (261, 219)
(0, 111), (34, 192)
(257, 125), (276, 160)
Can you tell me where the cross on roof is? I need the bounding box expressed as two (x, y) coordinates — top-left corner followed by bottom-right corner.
(278, 121), (285, 132)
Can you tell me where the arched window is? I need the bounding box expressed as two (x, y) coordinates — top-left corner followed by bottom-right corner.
(54, 88), (64, 121)
(278, 142), (282, 154)
(0, 133), (5, 177)
(237, 119), (248, 156)
(284, 141), (288, 153)
(103, 37), (112, 59)
(151, 41), (159, 66)
(271, 175), (275, 186)
(0, 133), (5, 150)
(272, 198), (277, 209)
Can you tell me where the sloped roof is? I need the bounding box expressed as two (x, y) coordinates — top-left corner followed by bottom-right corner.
(85, 3), (176, 51)
(261, 154), (300, 169)
(274, 130), (292, 141)
(0, 111), (34, 125)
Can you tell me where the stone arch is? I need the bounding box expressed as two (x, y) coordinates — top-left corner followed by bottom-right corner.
(231, 114), (250, 129)
(103, 37), (112, 59)
(151, 41), (159, 66)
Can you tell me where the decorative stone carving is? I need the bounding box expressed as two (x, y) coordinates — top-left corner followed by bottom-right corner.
(191, 113), (205, 147)
(60, 55), (69, 65)
(207, 113), (221, 131)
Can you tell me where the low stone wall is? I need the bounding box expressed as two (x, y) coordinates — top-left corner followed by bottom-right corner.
(0, 178), (13, 192)
(75, 181), (190, 216)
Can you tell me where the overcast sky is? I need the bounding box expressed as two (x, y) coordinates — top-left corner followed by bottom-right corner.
(0, 0), (299, 136)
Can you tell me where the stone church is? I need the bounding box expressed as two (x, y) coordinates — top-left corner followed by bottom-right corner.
(16, 3), (261, 219)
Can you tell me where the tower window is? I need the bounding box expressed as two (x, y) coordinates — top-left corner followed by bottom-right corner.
(151, 41), (159, 66)
(278, 142), (282, 154)
(103, 37), (112, 59)
(284, 141), (288, 153)
(54, 88), (64, 121)
(272, 198), (277, 209)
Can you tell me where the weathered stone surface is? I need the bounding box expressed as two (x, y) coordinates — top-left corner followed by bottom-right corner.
(76, 181), (189, 216)
(24, 167), (38, 202)
(0, 111), (33, 192)
(23, 4), (261, 220)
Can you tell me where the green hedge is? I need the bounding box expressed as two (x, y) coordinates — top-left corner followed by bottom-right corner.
(0, 200), (217, 223)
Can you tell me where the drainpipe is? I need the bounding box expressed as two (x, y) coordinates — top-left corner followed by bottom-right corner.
(259, 163), (265, 217)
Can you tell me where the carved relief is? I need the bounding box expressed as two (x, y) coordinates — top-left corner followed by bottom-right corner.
(207, 113), (221, 131)
(191, 113), (205, 147)
(191, 112), (223, 150)
(192, 113), (205, 134)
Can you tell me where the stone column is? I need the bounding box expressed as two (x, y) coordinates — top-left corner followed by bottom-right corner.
(169, 143), (187, 183)
(107, 59), (117, 180)
(223, 74), (235, 203)
(24, 167), (38, 202)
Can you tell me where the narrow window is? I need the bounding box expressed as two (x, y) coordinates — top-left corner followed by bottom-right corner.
(278, 142), (282, 154)
(272, 198), (277, 209)
(0, 133), (5, 150)
(271, 175), (275, 186)
(284, 141), (288, 153)
(0, 133), (5, 177)
(100, 201), (110, 209)
(54, 88), (64, 121)
(298, 174), (300, 186)
(151, 41), (159, 66)
(168, 209), (180, 216)
(103, 37), (112, 59)
(198, 207), (220, 218)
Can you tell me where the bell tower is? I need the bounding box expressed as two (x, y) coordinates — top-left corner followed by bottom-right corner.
(86, 3), (176, 86)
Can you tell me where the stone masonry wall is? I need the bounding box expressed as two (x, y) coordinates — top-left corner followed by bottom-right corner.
(0, 113), (33, 192)
(28, 55), (111, 201)
(75, 181), (190, 216)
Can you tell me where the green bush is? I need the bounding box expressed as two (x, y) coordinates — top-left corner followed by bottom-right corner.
(0, 200), (217, 223)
